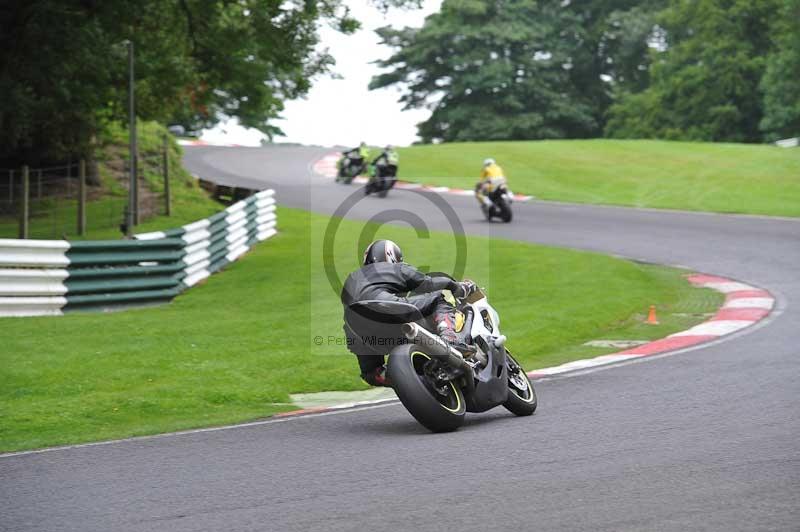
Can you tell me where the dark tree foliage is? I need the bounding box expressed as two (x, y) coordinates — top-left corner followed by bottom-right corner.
(605, 0), (785, 142)
(759, 0), (800, 141)
(0, 0), (409, 163)
(370, 0), (665, 143)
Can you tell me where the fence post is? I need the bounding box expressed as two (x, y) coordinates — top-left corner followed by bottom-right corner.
(163, 136), (171, 216)
(8, 169), (13, 204)
(37, 169), (42, 200)
(133, 152), (140, 225)
(66, 159), (72, 197)
(19, 166), (29, 239)
(78, 159), (86, 235)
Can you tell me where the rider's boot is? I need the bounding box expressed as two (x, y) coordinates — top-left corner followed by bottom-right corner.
(436, 317), (477, 356)
(361, 366), (392, 387)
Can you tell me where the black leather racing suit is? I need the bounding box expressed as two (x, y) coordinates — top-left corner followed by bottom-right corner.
(341, 262), (460, 375)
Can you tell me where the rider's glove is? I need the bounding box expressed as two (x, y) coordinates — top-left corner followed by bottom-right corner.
(454, 280), (477, 299)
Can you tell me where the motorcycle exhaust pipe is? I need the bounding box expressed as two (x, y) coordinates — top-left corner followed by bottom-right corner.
(401, 323), (470, 370)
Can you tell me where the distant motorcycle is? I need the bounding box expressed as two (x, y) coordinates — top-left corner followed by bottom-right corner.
(364, 162), (398, 198)
(336, 154), (366, 184)
(477, 177), (514, 223)
(344, 274), (536, 432)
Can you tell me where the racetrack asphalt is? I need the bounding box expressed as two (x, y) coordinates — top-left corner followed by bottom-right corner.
(2, 145), (798, 531)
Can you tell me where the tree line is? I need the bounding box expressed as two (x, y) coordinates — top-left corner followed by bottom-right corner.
(0, 0), (417, 165)
(2, 0), (796, 164)
(371, 0), (800, 144)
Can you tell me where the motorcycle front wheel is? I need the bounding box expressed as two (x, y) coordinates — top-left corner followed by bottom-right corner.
(387, 344), (466, 432)
(503, 351), (537, 416)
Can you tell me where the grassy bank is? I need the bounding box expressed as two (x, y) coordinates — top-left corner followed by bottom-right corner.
(0, 206), (722, 452)
(0, 121), (221, 240)
(397, 139), (800, 217)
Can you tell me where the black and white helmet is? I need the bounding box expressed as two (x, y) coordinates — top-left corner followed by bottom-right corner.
(363, 240), (404, 265)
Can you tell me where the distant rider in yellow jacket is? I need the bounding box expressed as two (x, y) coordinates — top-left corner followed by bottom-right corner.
(475, 158), (506, 207)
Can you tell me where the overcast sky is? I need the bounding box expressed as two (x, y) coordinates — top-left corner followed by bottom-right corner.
(202, 0), (443, 148)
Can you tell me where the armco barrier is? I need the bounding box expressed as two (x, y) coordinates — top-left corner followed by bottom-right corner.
(0, 189), (276, 317)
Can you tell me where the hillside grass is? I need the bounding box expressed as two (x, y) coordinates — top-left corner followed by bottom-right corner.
(0, 121), (221, 240)
(0, 206), (722, 452)
(397, 139), (800, 217)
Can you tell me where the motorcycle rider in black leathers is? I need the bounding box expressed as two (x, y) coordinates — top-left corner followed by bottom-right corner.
(341, 240), (475, 387)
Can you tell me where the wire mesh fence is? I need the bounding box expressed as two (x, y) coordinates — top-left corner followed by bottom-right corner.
(0, 145), (173, 240)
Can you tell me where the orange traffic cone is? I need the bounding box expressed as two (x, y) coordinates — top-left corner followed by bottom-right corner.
(646, 305), (659, 325)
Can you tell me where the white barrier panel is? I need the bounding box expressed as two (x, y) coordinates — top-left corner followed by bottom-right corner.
(0, 296), (67, 317)
(0, 239), (70, 268)
(0, 269), (68, 296)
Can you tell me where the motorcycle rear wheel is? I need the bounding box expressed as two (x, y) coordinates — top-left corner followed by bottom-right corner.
(387, 344), (466, 432)
(503, 351), (537, 416)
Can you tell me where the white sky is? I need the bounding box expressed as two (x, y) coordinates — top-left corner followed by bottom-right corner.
(202, 0), (442, 148)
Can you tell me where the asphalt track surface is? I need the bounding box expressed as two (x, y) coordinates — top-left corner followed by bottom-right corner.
(2, 146), (798, 531)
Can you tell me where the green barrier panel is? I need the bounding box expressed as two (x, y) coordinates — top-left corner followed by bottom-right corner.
(207, 256), (230, 275)
(206, 210), (229, 224)
(162, 227), (186, 238)
(66, 263), (185, 279)
(207, 243), (231, 266)
(207, 236), (231, 258)
(65, 287), (183, 306)
(68, 238), (184, 250)
(209, 217), (229, 234)
(67, 249), (185, 266)
(65, 276), (180, 294)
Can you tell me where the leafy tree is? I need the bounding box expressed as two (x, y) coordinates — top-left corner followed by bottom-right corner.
(606, 0), (781, 142)
(371, 0), (665, 143)
(564, 0), (666, 129)
(759, 0), (800, 141)
(0, 0), (409, 164)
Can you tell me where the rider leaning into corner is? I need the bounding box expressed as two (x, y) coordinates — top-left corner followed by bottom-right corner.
(371, 145), (399, 169)
(337, 141), (371, 172)
(475, 157), (506, 207)
(341, 240), (476, 387)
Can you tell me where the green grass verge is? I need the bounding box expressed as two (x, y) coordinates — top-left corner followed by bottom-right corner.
(0, 121), (221, 240)
(0, 206), (722, 452)
(397, 139), (800, 217)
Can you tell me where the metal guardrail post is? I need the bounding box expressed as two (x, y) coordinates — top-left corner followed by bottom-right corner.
(78, 159), (86, 235)
(8, 169), (13, 204)
(19, 166), (29, 239)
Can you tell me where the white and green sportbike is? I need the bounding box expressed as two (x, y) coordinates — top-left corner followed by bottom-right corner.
(344, 275), (537, 432)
